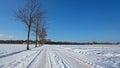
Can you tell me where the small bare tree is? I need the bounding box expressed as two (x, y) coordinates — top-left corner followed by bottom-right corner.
(40, 27), (47, 45)
(15, 0), (42, 50)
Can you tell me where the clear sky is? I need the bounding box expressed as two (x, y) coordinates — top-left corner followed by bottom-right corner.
(0, 0), (120, 42)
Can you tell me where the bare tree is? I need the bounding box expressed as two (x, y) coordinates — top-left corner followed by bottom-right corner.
(15, 0), (42, 50)
(33, 11), (44, 47)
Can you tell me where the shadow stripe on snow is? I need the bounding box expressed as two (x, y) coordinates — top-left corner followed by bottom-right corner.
(0, 47), (37, 58)
(0, 50), (25, 58)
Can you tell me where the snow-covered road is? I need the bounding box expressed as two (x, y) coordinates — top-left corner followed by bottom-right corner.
(27, 45), (93, 68)
(30, 46), (50, 68)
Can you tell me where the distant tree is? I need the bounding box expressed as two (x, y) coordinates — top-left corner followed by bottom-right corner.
(15, 0), (43, 50)
(39, 27), (47, 45)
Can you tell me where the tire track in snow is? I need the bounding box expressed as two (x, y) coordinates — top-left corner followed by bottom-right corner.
(49, 46), (93, 68)
(26, 46), (44, 68)
(37, 46), (50, 68)
(48, 47), (72, 68)
(29, 45), (51, 68)
(47, 46), (53, 68)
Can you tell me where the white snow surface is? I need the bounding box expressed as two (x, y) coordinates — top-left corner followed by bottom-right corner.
(0, 44), (120, 68)
(0, 44), (35, 58)
(62, 45), (120, 68)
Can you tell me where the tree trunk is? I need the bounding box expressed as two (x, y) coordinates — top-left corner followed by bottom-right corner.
(35, 23), (38, 47)
(35, 29), (38, 47)
(39, 35), (41, 46)
(27, 25), (30, 50)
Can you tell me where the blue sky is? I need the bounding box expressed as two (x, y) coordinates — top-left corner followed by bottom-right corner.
(0, 0), (120, 42)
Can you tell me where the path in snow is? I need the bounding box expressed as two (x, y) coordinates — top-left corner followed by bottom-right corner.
(30, 45), (93, 68)
(29, 46), (50, 68)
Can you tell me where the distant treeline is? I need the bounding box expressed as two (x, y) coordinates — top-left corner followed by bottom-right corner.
(46, 41), (120, 45)
(0, 40), (119, 45)
(0, 40), (35, 44)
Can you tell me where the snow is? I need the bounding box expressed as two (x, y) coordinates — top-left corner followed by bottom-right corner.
(62, 45), (120, 68)
(0, 44), (35, 58)
(0, 44), (43, 68)
(0, 44), (120, 68)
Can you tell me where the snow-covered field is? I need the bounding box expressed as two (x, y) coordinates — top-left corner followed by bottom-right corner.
(0, 44), (120, 68)
(0, 44), (35, 58)
(62, 45), (120, 68)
